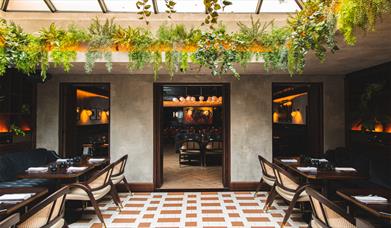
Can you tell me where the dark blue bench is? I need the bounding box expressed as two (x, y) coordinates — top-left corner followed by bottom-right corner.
(0, 148), (60, 188)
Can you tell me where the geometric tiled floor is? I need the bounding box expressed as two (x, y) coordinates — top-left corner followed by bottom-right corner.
(69, 192), (309, 228)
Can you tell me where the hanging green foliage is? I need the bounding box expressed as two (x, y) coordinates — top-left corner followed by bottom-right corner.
(85, 18), (117, 73)
(261, 26), (290, 72)
(337, 0), (391, 45)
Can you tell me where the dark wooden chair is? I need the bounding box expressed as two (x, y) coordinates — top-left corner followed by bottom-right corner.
(203, 140), (223, 166)
(111, 155), (132, 194)
(306, 187), (356, 228)
(254, 155), (276, 197)
(264, 164), (309, 227)
(16, 186), (69, 228)
(66, 163), (122, 227)
(179, 139), (202, 166)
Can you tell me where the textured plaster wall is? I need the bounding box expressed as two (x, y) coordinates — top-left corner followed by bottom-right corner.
(36, 74), (345, 183)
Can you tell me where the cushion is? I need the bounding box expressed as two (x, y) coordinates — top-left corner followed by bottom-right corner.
(111, 174), (124, 185)
(0, 148), (59, 182)
(66, 185), (111, 201)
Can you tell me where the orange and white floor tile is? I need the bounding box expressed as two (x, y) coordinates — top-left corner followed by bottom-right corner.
(69, 192), (308, 228)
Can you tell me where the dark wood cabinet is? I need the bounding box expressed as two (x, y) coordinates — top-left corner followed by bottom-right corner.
(0, 69), (37, 152)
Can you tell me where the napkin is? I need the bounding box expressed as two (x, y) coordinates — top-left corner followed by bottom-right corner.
(88, 158), (105, 163)
(335, 167), (356, 172)
(67, 167), (87, 173)
(56, 159), (69, 163)
(0, 193), (34, 201)
(297, 167), (317, 172)
(281, 159), (298, 163)
(26, 167), (48, 173)
(354, 195), (388, 204)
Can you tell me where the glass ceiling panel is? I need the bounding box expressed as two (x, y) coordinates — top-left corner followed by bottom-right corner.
(105, 0), (138, 12)
(260, 0), (301, 13)
(157, 0), (205, 13)
(7, 0), (50, 11)
(51, 0), (102, 12)
(221, 0), (258, 13)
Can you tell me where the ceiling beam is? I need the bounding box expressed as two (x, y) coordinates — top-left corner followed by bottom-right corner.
(295, 0), (304, 10)
(1, 0), (9, 11)
(151, 0), (158, 14)
(97, 0), (108, 13)
(43, 0), (56, 13)
(255, 0), (263, 14)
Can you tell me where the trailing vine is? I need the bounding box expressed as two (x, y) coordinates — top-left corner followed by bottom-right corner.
(136, 0), (153, 25)
(0, 0), (390, 80)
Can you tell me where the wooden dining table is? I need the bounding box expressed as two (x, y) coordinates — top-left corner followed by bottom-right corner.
(17, 157), (109, 183)
(274, 157), (367, 195)
(337, 188), (391, 225)
(0, 187), (48, 221)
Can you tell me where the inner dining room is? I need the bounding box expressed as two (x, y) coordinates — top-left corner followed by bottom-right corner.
(0, 1), (391, 228)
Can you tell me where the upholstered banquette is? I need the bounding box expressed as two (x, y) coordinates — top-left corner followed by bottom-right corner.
(0, 148), (60, 188)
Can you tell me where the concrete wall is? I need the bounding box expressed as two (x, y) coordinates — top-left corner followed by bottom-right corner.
(36, 74), (345, 184)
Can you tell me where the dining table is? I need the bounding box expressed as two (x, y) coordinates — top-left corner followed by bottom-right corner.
(274, 157), (367, 195)
(0, 187), (48, 223)
(337, 188), (391, 226)
(17, 157), (109, 183)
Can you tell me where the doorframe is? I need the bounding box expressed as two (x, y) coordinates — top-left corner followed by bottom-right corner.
(59, 82), (111, 158)
(153, 83), (231, 190)
(271, 82), (324, 157)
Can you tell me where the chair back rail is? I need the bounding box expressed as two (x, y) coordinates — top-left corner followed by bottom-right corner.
(258, 155), (275, 179)
(272, 163), (301, 193)
(17, 186), (70, 228)
(306, 187), (356, 228)
(205, 141), (223, 150)
(87, 163), (115, 191)
(181, 140), (201, 150)
(112, 155), (128, 178)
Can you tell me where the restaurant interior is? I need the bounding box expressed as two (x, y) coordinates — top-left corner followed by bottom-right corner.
(0, 0), (390, 228)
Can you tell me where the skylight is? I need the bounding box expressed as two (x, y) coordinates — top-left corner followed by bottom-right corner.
(1, 0), (303, 13)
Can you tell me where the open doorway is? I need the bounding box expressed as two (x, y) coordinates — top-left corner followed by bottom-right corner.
(154, 84), (230, 190)
(272, 83), (323, 158)
(59, 83), (110, 158)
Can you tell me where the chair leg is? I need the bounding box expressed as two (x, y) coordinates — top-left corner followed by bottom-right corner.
(122, 177), (132, 195)
(110, 185), (123, 209)
(263, 185), (277, 212)
(281, 190), (303, 227)
(253, 178), (264, 197)
(88, 196), (106, 227)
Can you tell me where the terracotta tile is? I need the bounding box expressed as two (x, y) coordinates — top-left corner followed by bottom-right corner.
(143, 214), (154, 219)
(188, 194), (197, 198)
(187, 200), (196, 204)
(112, 218), (136, 223)
(150, 200), (160, 204)
(235, 192), (251, 195)
(222, 194), (231, 197)
(201, 209), (223, 214)
(201, 192), (218, 195)
(201, 203), (220, 207)
(157, 218), (181, 222)
(201, 197), (219, 201)
(187, 206), (197, 210)
(202, 217), (225, 222)
(239, 202), (259, 206)
(119, 210), (140, 215)
(153, 195), (163, 198)
(231, 221), (244, 227)
(228, 213), (240, 218)
(129, 198), (148, 201)
(102, 214), (112, 219)
(168, 192), (184, 195)
(163, 203), (182, 207)
(223, 200), (234, 203)
(106, 207), (118, 211)
(147, 207), (158, 211)
(236, 197), (255, 200)
(90, 223), (103, 228)
(138, 222), (151, 227)
(185, 221), (197, 227)
(161, 210), (181, 214)
(165, 197), (183, 201)
(271, 213), (283, 218)
(246, 217), (270, 222)
(242, 209), (263, 213)
(125, 204), (144, 207)
(225, 206), (237, 210)
(186, 213), (197, 218)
